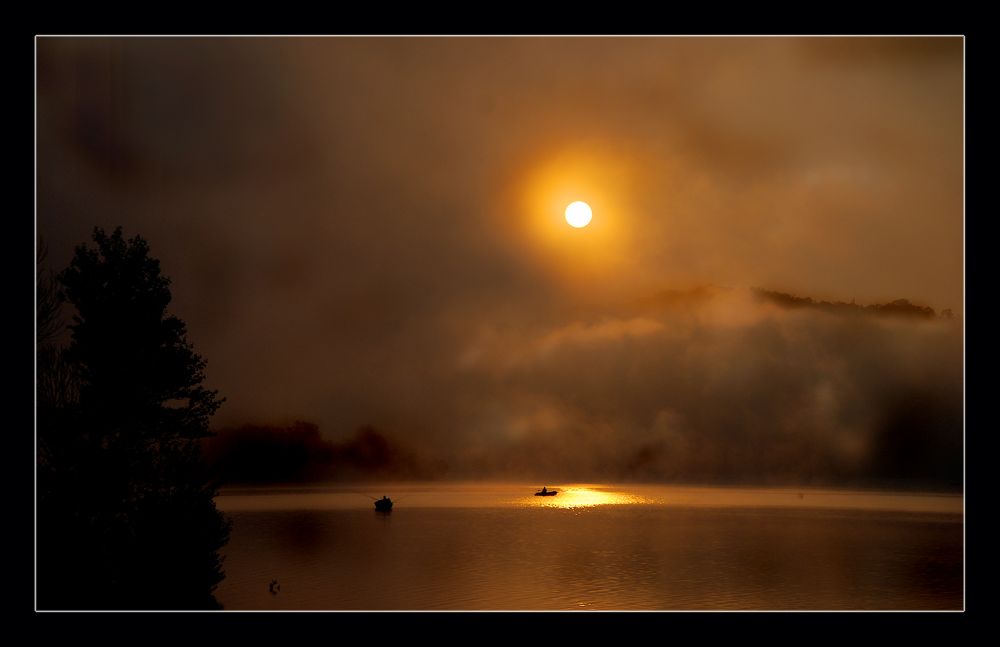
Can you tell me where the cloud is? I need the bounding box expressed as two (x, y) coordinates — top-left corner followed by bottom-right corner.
(36, 38), (963, 489)
(538, 317), (666, 352)
(443, 288), (962, 488)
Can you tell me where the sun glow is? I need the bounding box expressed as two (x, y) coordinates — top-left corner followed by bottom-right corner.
(507, 145), (642, 295)
(565, 201), (593, 228)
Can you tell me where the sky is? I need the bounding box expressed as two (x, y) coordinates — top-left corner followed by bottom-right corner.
(36, 37), (964, 487)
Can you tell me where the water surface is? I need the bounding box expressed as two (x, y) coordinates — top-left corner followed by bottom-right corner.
(214, 483), (962, 610)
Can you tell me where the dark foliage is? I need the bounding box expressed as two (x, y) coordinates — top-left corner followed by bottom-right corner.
(204, 422), (431, 484)
(36, 239), (63, 346)
(868, 388), (964, 490)
(37, 239), (77, 412)
(204, 421), (335, 484)
(754, 289), (939, 319)
(37, 227), (230, 610)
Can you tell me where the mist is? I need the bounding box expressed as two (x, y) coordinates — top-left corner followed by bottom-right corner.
(196, 288), (961, 489)
(434, 287), (961, 488)
(36, 37), (963, 490)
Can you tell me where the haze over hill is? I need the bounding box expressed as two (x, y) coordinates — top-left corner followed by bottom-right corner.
(204, 287), (961, 490)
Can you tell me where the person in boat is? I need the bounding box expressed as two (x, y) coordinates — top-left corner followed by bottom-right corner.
(382, 495), (391, 504)
(541, 487), (547, 494)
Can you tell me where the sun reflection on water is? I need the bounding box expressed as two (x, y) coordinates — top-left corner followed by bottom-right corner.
(519, 486), (651, 509)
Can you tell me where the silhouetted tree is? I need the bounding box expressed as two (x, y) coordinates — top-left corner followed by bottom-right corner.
(37, 239), (77, 413)
(204, 421), (336, 484)
(36, 239), (63, 346)
(38, 227), (230, 610)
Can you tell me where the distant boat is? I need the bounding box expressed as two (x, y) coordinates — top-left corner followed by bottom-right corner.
(375, 496), (393, 511)
(535, 487), (557, 497)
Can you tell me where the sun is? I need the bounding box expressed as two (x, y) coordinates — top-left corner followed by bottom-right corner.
(565, 201), (593, 228)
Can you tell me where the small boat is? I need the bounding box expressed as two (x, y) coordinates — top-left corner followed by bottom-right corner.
(374, 496), (393, 511)
(534, 487), (557, 497)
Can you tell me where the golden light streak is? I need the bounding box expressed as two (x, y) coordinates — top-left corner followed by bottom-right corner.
(520, 485), (653, 509)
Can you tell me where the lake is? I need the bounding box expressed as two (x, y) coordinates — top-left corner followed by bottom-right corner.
(213, 483), (962, 610)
